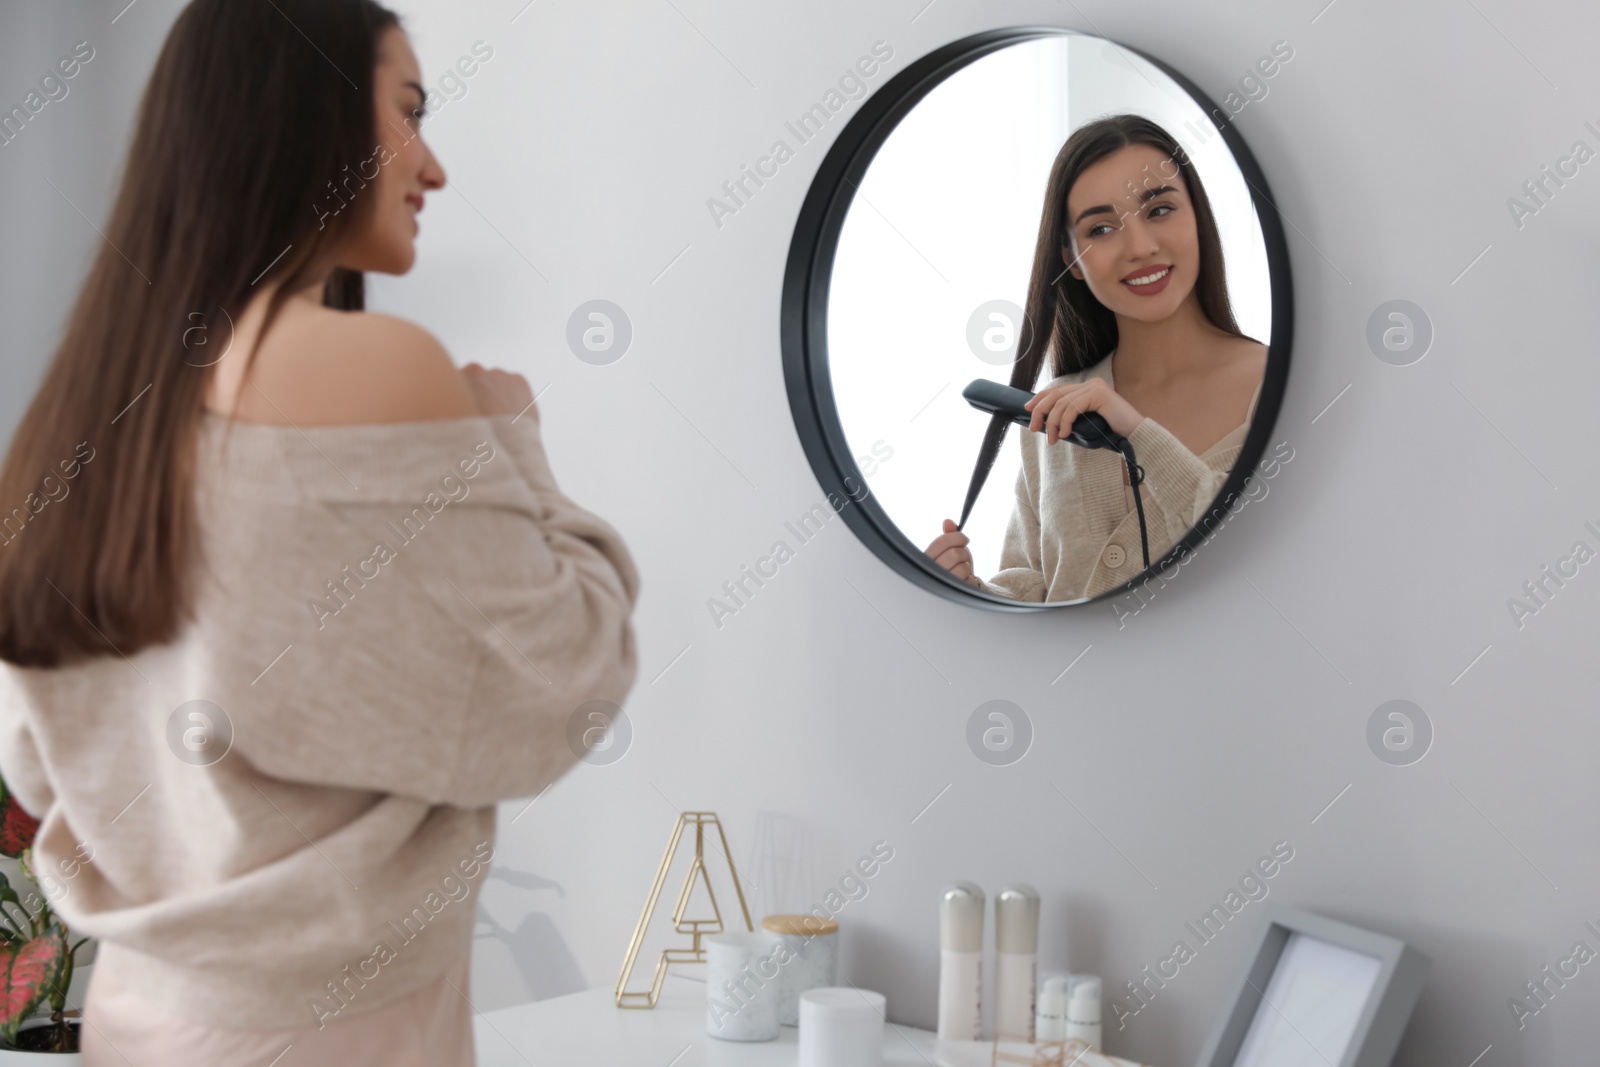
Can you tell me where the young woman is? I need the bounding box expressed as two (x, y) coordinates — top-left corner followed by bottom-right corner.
(925, 114), (1266, 601)
(0, 2), (639, 1063)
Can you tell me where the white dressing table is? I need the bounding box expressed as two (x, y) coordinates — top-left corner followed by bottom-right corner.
(472, 979), (1003, 1067)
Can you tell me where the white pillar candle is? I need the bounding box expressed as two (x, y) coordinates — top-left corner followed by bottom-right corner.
(798, 987), (885, 1067)
(704, 930), (785, 1041)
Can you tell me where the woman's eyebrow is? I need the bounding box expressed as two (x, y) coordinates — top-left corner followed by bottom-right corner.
(1072, 184), (1178, 226)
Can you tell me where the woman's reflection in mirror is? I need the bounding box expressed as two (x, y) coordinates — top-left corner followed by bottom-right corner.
(925, 114), (1267, 602)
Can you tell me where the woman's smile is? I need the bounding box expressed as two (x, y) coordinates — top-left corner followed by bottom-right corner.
(1121, 264), (1172, 295)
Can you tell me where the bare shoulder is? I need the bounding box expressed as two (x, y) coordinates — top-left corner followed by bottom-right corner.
(1229, 334), (1268, 368)
(216, 307), (478, 425)
(1228, 335), (1268, 390)
(1228, 336), (1268, 417)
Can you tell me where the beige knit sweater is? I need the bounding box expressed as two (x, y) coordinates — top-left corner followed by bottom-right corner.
(974, 351), (1261, 602)
(0, 411), (639, 1029)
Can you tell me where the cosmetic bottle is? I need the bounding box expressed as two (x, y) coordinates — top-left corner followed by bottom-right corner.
(1035, 974), (1070, 1042)
(937, 883), (984, 1040)
(994, 884), (1040, 1041)
(1065, 975), (1102, 1050)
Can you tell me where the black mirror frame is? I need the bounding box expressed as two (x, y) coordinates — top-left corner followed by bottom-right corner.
(780, 25), (1294, 611)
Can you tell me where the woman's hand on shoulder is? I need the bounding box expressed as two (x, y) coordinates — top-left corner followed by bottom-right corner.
(460, 362), (536, 422)
(1023, 377), (1143, 443)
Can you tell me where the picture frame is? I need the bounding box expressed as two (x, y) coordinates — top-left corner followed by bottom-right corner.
(1193, 904), (1430, 1067)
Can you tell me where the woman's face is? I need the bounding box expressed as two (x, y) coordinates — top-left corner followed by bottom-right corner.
(1061, 143), (1200, 323)
(339, 26), (446, 275)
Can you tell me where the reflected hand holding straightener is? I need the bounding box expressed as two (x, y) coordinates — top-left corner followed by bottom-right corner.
(962, 379), (1150, 570)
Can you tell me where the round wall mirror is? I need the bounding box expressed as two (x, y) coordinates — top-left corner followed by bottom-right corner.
(782, 27), (1292, 610)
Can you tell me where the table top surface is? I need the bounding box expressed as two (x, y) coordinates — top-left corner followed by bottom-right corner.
(472, 979), (1004, 1067)
(473, 981), (1148, 1067)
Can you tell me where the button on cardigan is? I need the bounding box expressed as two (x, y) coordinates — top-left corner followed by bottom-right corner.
(0, 410), (639, 1030)
(973, 351), (1262, 602)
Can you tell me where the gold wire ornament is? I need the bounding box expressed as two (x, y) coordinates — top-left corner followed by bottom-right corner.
(991, 1033), (1067, 1067)
(991, 1034), (1150, 1067)
(614, 811), (754, 1008)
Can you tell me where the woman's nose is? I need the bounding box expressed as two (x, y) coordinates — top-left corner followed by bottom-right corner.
(420, 146), (446, 190)
(1123, 215), (1159, 256)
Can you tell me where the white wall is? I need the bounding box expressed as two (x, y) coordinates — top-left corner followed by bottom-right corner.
(3, 1), (1599, 1064)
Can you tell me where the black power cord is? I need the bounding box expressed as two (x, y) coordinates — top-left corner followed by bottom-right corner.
(1057, 408), (1151, 572)
(1113, 436), (1150, 570)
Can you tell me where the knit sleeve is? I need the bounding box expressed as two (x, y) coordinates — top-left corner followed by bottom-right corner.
(487, 414), (561, 498)
(971, 450), (1047, 603)
(441, 418), (642, 807)
(1125, 417), (1231, 538)
(0, 712), (52, 821)
(216, 416), (640, 809)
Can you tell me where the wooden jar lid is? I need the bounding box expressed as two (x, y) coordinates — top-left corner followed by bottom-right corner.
(762, 913), (838, 936)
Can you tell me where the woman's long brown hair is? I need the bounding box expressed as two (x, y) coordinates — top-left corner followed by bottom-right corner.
(0, 0), (401, 667)
(955, 113), (1252, 528)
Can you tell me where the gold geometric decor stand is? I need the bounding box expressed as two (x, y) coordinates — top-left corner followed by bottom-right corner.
(615, 810), (754, 1008)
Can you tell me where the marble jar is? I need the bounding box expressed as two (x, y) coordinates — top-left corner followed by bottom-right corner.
(705, 930), (785, 1041)
(761, 913), (840, 1026)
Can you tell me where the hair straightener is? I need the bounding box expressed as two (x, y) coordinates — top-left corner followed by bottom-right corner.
(962, 379), (1150, 570)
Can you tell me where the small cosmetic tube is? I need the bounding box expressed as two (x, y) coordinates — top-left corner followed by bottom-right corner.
(1036, 974), (1070, 1041)
(1065, 974), (1102, 1050)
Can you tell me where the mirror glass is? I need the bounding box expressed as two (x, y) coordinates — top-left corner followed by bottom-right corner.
(823, 32), (1280, 604)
